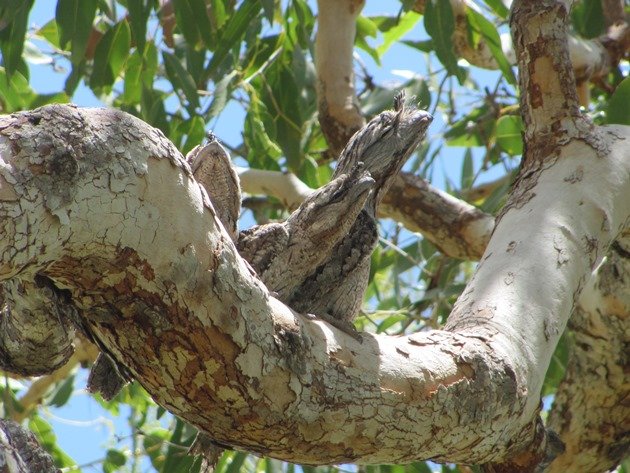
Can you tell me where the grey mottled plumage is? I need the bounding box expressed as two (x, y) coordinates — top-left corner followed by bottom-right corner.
(237, 164), (374, 300)
(289, 94), (432, 336)
(186, 134), (241, 242)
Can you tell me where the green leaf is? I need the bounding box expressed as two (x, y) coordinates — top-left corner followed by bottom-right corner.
(377, 10), (421, 57)
(163, 51), (201, 110)
(189, 0), (215, 50)
(143, 427), (170, 470)
(207, 70), (238, 120)
(479, 177), (510, 214)
(356, 16), (381, 64)
(141, 40), (158, 88)
(481, 0), (509, 19)
(55, 0), (98, 65)
(104, 448), (127, 473)
(35, 20), (61, 48)
(209, 0), (228, 34)
(0, 0), (33, 77)
(495, 115), (523, 156)
(29, 415), (76, 468)
(225, 452), (248, 473)
(172, 0), (201, 47)
(90, 19), (131, 89)
(465, 9), (515, 84)
(0, 68), (34, 111)
(461, 148), (474, 189)
(122, 49), (143, 104)
(141, 87), (169, 132)
(445, 105), (493, 147)
(261, 0), (275, 24)
(182, 116), (207, 154)
(0, 0), (28, 25)
(161, 418), (196, 473)
(401, 39), (433, 53)
(206, 0), (261, 79)
(542, 332), (569, 396)
(424, 0), (464, 83)
(571, 0), (605, 39)
(48, 374), (75, 407)
(406, 462), (433, 473)
(127, 0), (151, 53)
(244, 100), (282, 168)
(287, 0), (315, 49)
(30, 92), (70, 108)
(607, 77), (630, 125)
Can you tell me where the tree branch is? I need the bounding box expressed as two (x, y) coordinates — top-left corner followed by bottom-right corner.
(316, 0), (366, 154)
(1, 87), (628, 469)
(0, 419), (59, 473)
(547, 234), (630, 472)
(239, 169), (494, 261)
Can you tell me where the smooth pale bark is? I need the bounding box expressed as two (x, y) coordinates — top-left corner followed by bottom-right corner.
(315, 0), (365, 154)
(0, 93), (629, 468)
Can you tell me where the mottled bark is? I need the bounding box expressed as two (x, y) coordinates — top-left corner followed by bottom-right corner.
(0, 419), (59, 473)
(0, 85), (628, 468)
(547, 237), (630, 472)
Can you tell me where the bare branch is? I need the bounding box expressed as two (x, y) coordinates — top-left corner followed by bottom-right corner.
(316, 0), (366, 154)
(380, 173), (494, 260)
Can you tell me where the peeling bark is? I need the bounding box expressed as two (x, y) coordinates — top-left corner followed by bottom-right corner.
(0, 82), (628, 468)
(547, 236), (630, 472)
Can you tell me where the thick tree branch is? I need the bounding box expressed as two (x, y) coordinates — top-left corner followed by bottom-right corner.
(1, 91), (628, 469)
(0, 419), (59, 473)
(316, 0), (366, 154)
(547, 235), (630, 472)
(380, 173), (493, 260)
(477, 0), (630, 470)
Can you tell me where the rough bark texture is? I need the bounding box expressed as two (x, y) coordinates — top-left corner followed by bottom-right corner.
(547, 237), (630, 472)
(1, 1), (630, 465)
(0, 419), (60, 473)
(0, 91), (627, 468)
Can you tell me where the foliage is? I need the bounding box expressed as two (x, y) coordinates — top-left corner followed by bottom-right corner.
(0, 0), (624, 471)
